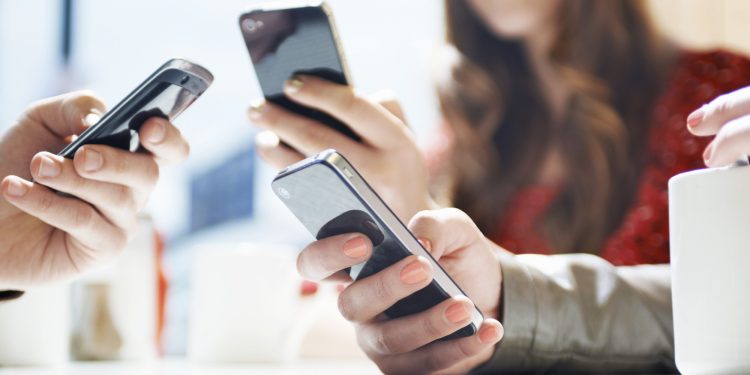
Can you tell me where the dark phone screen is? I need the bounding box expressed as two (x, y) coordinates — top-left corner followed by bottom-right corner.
(59, 82), (198, 157)
(241, 6), (360, 141)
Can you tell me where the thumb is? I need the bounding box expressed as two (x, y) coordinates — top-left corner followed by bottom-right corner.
(22, 90), (106, 138)
(408, 208), (483, 260)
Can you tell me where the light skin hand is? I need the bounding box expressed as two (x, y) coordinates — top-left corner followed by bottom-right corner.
(687, 86), (750, 167)
(297, 208), (503, 374)
(248, 75), (434, 221)
(0, 91), (189, 288)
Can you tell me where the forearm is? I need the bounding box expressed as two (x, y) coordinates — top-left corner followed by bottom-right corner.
(476, 251), (675, 373)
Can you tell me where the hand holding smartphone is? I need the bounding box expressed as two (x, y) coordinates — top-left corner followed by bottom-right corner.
(57, 58), (213, 158)
(273, 149), (484, 340)
(239, 0), (361, 142)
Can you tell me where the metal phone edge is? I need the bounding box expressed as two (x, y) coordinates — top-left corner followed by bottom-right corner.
(272, 150), (484, 331)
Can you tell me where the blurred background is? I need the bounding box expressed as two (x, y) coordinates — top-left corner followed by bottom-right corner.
(1, 0), (749, 360)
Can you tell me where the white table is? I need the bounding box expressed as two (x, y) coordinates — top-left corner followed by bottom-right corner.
(0, 358), (381, 375)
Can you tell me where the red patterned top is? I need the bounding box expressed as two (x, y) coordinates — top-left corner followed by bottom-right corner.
(429, 50), (750, 266)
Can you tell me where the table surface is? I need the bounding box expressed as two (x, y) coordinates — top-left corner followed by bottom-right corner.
(0, 358), (381, 375)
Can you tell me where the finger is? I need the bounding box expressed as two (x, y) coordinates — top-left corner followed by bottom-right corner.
(29, 152), (139, 229)
(704, 116), (750, 167)
(0, 176), (127, 254)
(138, 117), (190, 165)
(369, 89), (407, 123)
(338, 255), (433, 323)
(297, 234), (373, 281)
(379, 319), (503, 375)
(23, 90), (106, 138)
(688, 86), (750, 136)
(248, 101), (362, 157)
(72, 145), (159, 195)
(408, 208), (481, 259)
(282, 75), (410, 148)
(360, 296), (475, 355)
(255, 130), (305, 169)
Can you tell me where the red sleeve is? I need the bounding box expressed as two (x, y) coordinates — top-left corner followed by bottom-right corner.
(601, 50), (750, 265)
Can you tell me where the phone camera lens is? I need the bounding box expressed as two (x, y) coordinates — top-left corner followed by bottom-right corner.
(278, 187), (290, 199)
(243, 18), (264, 33)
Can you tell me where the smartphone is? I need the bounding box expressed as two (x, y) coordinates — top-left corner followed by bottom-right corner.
(57, 58), (213, 158)
(239, 0), (360, 142)
(272, 149), (484, 340)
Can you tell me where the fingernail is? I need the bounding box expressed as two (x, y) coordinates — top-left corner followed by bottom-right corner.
(4, 179), (28, 197)
(255, 130), (280, 148)
(248, 102), (266, 120)
(687, 107), (705, 128)
(703, 145), (714, 166)
(38, 156), (61, 178)
(83, 148), (103, 172)
(284, 76), (304, 94)
(147, 120), (166, 144)
(400, 258), (430, 285)
(418, 238), (432, 252)
(83, 112), (102, 127)
(478, 324), (502, 343)
(445, 302), (471, 324)
(342, 236), (369, 258)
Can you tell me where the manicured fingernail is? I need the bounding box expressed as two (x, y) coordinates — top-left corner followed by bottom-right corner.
(342, 236), (368, 258)
(4, 179), (28, 197)
(248, 101), (266, 120)
(38, 156), (61, 178)
(400, 258), (430, 285)
(418, 238), (432, 252)
(83, 112), (101, 127)
(478, 324), (503, 343)
(83, 148), (103, 172)
(284, 76), (304, 94)
(147, 120), (166, 144)
(687, 107), (705, 128)
(445, 302), (470, 324)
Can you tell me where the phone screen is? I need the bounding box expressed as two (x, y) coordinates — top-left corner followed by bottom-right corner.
(240, 5), (360, 141)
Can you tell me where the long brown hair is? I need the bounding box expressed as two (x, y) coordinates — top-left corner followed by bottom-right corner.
(435, 0), (674, 252)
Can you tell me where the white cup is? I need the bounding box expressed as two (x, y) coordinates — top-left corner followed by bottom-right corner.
(0, 284), (70, 366)
(187, 243), (320, 363)
(669, 166), (750, 374)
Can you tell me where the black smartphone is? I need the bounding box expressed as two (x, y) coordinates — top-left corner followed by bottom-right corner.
(57, 58), (213, 158)
(239, 1), (360, 142)
(272, 149), (484, 340)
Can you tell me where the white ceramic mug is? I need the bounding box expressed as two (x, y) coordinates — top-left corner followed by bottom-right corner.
(669, 165), (750, 374)
(187, 243), (321, 363)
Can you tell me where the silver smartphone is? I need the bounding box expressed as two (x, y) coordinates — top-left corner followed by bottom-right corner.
(272, 149), (483, 339)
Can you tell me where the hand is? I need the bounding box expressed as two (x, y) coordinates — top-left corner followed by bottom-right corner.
(0, 91), (189, 288)
(248, 75), (433, 221)
(297, 208), (503, 374)
(687, 86), (750, 166)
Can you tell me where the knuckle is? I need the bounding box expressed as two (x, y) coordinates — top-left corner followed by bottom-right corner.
(372, 328), (397, 355)
(337, 293), (358, 322)
(117, 186), (138, 212)
(71, 206), (95, 231)
(373, 272), (393, 302)
(422, 313), (444, 339)
(37, 191), (56, 212)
